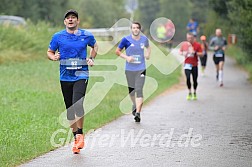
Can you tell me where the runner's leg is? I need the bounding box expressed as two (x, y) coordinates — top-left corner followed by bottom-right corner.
(213, 55), (219, 80)
(185, 69), (193, 100)
(125, 71), (137, 114)
(192, 66), (198, 93)
(60, 81), (77, 133)
(72, 79), (88, 130)
(185, 69), (192, 92)
(135, 70), (146, 113)
(219, 61), (224, 86)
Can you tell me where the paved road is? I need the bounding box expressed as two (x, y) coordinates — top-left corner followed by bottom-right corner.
(20, 56), (252, 167)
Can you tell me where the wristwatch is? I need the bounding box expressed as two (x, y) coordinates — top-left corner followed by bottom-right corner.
(89, 56), (94, 62)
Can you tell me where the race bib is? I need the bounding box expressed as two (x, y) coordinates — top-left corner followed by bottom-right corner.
(187, 53), (194, 57)
(131, 55), (141, 64)
(215, 53), (224, 57)
(60, 58), (87, 70)
(184, 63), (192, 70)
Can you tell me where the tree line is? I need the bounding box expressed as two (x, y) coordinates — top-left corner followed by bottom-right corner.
(1, 0), (251, 59)
(0, 0), (69, 24)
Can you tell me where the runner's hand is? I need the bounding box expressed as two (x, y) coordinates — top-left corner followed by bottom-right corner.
(126, 56), (134, 63)
(87, 58), (94, 66)
(214, 46), (219, 51)
(51, 52), (60, 61)
(145, 55), (150, 60)
(181, 51), (188, 56)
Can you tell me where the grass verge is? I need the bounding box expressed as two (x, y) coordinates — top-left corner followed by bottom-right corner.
(226, 45), (252, 82)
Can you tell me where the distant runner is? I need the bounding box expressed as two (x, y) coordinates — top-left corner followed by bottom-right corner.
(115, 22), (151, 122)
(199, 35), (208, 76)
(180, 32), (203, 100)
(186, 18), (199, 37)
(209, 28), (227, 87)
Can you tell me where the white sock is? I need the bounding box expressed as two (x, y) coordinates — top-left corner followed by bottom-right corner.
(219, 70), (223, 83)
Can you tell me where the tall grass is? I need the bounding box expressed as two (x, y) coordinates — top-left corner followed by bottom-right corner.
(0, 21), (59, 63)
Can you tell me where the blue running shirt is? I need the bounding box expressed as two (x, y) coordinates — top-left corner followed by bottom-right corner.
(49, 29), (96, 81)
(118, 35), (149, 71)
(187, 21), (198, 36)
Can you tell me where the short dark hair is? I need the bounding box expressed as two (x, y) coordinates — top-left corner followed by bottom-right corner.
(131, 22), (141, 30)
(187, 32), (194, 37)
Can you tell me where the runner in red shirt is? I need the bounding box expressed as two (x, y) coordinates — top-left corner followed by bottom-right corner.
(180, 33), (203, 100)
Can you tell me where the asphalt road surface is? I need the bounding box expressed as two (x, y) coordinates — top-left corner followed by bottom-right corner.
(20, 56), (252, 167)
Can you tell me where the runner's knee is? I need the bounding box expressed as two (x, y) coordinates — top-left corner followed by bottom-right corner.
(128, 87), (135, 96)
(135, 88), (143, 98)
(187, 80), (191, 89)
(76, 101), (84, 117)
(67, 107), (75, 120)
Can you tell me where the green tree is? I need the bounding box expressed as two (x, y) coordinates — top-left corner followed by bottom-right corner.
(0, 0), (69, 25)
(135, 0), (160, 33)
(209, 0), (231, 18)
(227, 0), (252, 57)
(158, 0), (192, 41)
(190, 0), (210, 23)
(76, 0), (128, 28)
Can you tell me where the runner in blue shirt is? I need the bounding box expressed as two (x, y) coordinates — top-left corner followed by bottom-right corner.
(115, 22), (151, 122)
(47, 9), (98, 154)
(187, 18), (199, 37)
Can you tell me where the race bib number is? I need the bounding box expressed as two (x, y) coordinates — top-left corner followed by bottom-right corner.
(215, 53), (224, 57)
(187, 53), (194, 57)
(131, 55), (141, 64)
(60, 58), (87, 70)
(184, 63), (192, 70)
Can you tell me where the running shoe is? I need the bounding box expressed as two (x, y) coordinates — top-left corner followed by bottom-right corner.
(186, 93), (192, 100)
(132, 105), (136, 116)
(76, 134), (85, 149)
(220, 83), (224, 87)
(134, 112), (141, 122)
(72, 139), (80, 154)
(192, 93), (197, 100)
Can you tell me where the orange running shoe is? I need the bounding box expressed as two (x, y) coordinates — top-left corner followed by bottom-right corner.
(72, 139), (80, 154)
(76, 134), (85, 149)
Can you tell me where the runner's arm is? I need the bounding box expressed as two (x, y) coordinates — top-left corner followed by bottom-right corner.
(186, 23), (191, 31)
(87, 42), (98, 66)
(47, 49), (60, 61)
(89, 42), (98, 59)
(115, 47), (134, 63)
(145, 46), (151, 60)
(222, 45), (227, 51)
(208, 38), (216, 51)
(196, 51), (203, 57)
(196, 44), (203, 57)
(222, 39), (227, 51)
